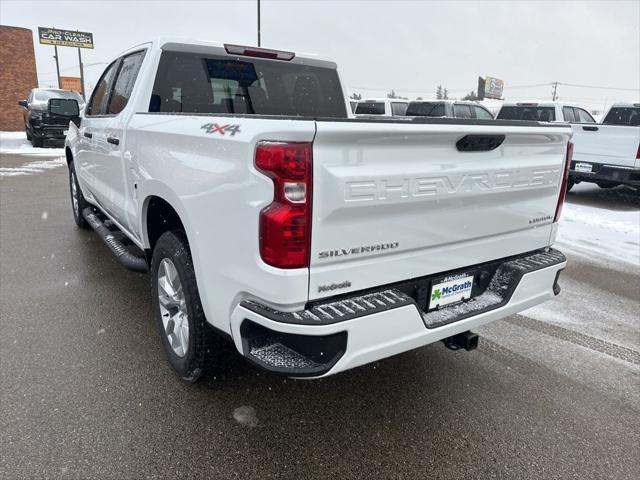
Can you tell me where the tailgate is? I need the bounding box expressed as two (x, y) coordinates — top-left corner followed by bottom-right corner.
(572, 124), (639, 168)
(309, 120), (571, 300)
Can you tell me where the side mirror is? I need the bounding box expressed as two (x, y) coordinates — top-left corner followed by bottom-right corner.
(18, 100), (28, 108)
(48, 98), (80, 117)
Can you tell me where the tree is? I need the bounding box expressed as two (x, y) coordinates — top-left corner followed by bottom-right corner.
(416, 96), (423, 100)
(443, 88), (449, 100)
(350, 93), (362, 100)
(462, 90), (478, 101)
(436, 85), (443, 100)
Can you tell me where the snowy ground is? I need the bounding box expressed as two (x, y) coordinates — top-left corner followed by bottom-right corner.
(557, 194), (640, 267)
(0, 131), (65, 177)
(520, 182), (640, 349)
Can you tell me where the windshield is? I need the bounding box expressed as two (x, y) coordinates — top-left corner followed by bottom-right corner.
(497, 106), (556, 122)
(354, 102), (386, 115)
(34, 90), (84, 104)
(150, 51), (347, 117)
(405, 102), (446, 117)
(602, 107), (640, 126)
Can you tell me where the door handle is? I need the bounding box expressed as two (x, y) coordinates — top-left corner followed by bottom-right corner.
(582, 126), (598, 131)
(107, 137), (120, 145)
(83, 132), (93, 138)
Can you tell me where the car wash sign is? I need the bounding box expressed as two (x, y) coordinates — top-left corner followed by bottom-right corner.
(38, 27), (94, 49)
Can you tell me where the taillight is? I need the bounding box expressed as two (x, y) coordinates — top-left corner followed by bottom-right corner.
(554, 141), (573, 222)
(255, 141), (312, 268)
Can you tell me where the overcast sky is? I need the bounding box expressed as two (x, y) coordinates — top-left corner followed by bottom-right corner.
(1, 0), (638, 111)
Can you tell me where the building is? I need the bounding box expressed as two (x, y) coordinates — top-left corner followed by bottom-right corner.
(0, 25), (39, 131)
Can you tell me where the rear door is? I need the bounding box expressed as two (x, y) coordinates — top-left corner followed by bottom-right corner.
(309, 120), (571, 299)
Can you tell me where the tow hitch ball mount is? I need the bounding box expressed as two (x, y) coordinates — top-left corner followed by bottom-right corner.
(442, 331), (479, 351)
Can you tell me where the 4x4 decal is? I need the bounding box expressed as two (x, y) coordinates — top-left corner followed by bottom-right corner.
(201, 123), (241, 136)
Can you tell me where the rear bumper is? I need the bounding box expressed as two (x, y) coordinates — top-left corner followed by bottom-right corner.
(569, 162), (640, 187)
(230, 249), (566, 378)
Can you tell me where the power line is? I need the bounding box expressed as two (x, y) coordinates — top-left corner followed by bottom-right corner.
(557, 82), (639, 92)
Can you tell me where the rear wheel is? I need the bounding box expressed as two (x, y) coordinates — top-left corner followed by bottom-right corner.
(32, 136), (42, 147)
(69, 161), (90, 229)
(151, 231), (214, 382)
(597, 181), (618, 189)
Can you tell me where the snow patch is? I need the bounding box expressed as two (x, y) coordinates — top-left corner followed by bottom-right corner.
(0, 131), (64, 155)
(557, 202), (639, 267)
(0, 156), (65, 177)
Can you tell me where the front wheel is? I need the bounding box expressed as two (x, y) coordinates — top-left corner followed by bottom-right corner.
(151, 231), (213, 382)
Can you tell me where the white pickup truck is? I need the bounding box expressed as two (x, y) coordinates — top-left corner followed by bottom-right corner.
(496, 101), (640, 189)
(65, 38), (571, 381)
(570, 103), (640, 189)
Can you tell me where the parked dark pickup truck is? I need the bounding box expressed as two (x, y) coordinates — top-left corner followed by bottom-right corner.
(18, 88), (84, 147)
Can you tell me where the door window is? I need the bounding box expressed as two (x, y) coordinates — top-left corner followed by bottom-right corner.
(87, 60), (120, 116)
(575, 108), (595, 123)
(391, 102), (408, 116)
(473, 106), (493, 119)
(562, 107), (576, 123)
(453, 104), (473, 119)
(108, 51), (146, 115)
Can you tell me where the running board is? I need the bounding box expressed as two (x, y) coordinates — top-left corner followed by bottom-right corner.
(82, 207), (148, 273)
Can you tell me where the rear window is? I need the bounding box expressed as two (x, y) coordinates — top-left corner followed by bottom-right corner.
(355, 102), (386, 115)
(602, 107), (640, 126)
(149, 51), (347, 117)
(405, 102), (445, 117)
(497, 106), (556, 122)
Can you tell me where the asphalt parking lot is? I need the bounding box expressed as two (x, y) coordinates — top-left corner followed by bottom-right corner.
(1, 148), (639, 479)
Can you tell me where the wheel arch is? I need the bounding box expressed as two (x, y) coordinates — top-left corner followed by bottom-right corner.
(142, 194), (189, 254)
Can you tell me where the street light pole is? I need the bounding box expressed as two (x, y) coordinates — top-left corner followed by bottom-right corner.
(257, 0), (261, 46)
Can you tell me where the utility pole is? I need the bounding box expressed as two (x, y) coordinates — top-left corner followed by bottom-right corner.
(552, 81), (558, 101)
(257, 0), (261, 46)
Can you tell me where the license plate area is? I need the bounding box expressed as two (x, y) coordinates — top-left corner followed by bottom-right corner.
(575, 162), (592, 173)
(428, 273), (475, 311)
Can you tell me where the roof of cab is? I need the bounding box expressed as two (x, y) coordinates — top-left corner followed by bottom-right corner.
(143, 37), (337, 68)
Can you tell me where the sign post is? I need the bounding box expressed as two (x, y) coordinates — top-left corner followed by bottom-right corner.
(53, 45), (61, 88)
(38, 27), (94, 97)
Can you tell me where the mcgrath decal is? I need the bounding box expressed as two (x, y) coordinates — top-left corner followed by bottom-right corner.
(201, 123), (241, 136)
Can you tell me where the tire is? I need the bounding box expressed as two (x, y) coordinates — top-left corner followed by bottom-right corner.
(25, 127), (32, 141)
(68, 161), (90, 229)
(32, 136), (43, 147)
(597, 181), (618, 189)
(151, 230), (213, 382)
(566, 178), (575, 192)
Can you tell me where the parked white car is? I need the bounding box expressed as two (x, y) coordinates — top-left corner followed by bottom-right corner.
(65, 38), (571, 381)
(406, 100), (494, 119)
(354, 98), (409, 116)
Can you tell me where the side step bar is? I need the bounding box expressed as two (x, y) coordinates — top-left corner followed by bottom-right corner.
(82, 207), (148, 273)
